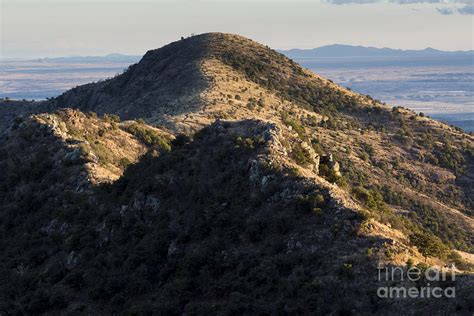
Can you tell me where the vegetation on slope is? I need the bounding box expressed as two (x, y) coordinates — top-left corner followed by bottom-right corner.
(207, 33), (361, 115)
(0, 33), (473, 314)
(2, 119), (470, 314)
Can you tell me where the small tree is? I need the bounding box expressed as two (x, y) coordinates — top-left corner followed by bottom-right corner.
(103, 113), (121, 123)
(410, 231), (448, 262)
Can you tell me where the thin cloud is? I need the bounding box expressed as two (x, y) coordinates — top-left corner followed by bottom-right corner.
(393, 0), (444, 3)
(458, 4), (474, 14)
(324, 0), (474, 15)
(326, 0), (446, 4)
(436, 7), (455, 13)
(326, 0), (378, 3)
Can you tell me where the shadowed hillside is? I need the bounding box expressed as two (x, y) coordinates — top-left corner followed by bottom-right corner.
(0, 33), (473, 314)
(1, 117), (473, 314)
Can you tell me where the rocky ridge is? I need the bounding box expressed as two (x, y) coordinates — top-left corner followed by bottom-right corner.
(0, 33), (473, 314)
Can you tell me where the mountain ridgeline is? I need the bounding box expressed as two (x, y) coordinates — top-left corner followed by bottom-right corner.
(47, 33), (361, 129)
(0, 33), (473, 314)
(280, 44), (474, 59)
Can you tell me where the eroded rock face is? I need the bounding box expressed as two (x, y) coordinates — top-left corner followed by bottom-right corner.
(320, 153), (341, 177)
(301, 140), (320, 173)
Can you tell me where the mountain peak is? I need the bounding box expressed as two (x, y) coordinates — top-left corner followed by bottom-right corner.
(1, 33), (473, 314)
(47, 32), (360, 132)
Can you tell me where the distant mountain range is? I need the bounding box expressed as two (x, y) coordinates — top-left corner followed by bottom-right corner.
(279, 44), (474, 59)
(21, 44), (473, 64)
(30, 53), (141, 63)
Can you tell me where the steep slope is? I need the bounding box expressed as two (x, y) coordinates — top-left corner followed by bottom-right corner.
(45, 33), (474, 252)
(46, 33), (364, 131)
(1, 117), (472, 314)
(48, 36), (211, 124)
(1, 33), (473, 314)
(0, 109), (172, 188)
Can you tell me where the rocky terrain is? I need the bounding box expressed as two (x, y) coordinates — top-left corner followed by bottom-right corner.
(0, 33), (473, 314)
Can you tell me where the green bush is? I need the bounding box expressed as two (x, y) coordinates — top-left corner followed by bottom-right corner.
(119, 158), (132, 169)
(123, 123), (171, 152)
(410, 231), (448, 261)
(319, 164), (342, 184)
(430, 143), (465, 173)
(291, 143), (313, 167)
(351, 186), (387, 214)
(281, 113), (306, 140)
(103, 114), (121, 123)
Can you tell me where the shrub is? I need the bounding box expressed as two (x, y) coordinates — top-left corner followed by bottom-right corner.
(394, 130), (414, 149)
(351, 186), (387, 213)
(291, 143), (313, 167)
(366, 248), (373, 257)
(172, 134), (191, 147)
(88, 111), (98, 119)
(295, 193), (327, 213)
(339, 263), (354, 279)
(119, 158), (132, 169)
(103, 114), (121, 123)
(321, 117), (343, 130)
(282, 113), (306, 139)
(410, 231), (448, 261)
(431, 143), (465, 173)
(123, 123), (171, 152)
(448, 251), (474, 271)
(319, 164), (343, 184)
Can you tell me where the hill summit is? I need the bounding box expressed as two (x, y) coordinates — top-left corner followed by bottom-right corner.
(48, 33), (363, 132)
(0, 33), (473, 314)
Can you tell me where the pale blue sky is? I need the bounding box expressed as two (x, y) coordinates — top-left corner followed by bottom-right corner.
(1, 0), (473, 58)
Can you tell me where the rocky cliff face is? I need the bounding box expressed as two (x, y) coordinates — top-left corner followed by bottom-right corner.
(0, 33), (473, 314)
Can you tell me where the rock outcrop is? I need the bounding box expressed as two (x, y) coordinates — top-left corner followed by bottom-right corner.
(0, 33), (473, 315)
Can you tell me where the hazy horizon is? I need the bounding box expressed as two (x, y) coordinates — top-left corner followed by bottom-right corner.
(1, 0), (473, 59)
(1, 42), (473, 61)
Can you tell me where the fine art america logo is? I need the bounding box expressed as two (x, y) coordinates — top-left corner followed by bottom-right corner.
(377, 265), (456, 299)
